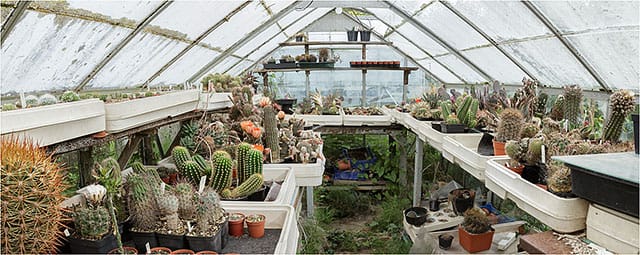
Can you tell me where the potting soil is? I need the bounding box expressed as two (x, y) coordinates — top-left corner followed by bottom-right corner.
(220, 229), (281, 254)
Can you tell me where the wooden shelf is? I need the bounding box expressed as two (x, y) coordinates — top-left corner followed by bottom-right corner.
(257, 66), (418, 73)
(279, 41), (392, 47)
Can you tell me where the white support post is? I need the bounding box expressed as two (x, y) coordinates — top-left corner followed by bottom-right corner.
(306, 186), (314, 217)
(413, 139), (424, 207)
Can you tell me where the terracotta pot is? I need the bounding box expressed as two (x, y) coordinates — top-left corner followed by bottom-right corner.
(337, 160), (351, 170)
(169, 173), (178, 185)
(246, 214), (266, 238)
(228, 213), (245, 237)
(170, 249), (195, 254)
(458, 227), (494, 253)
(195, 251), (218, 255)
(492, 140), (506, 156)
(149, 247), (172, 254)
(506, 164), (524, 175)
(108, 246), (138, 254)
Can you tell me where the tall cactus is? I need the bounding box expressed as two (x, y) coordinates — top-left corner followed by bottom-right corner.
(224, 173), (264, 199)
(563, 85), (583, 128)
(440, 101), (452, 122)
(192, 154), (212, 177)
(236, 143), (252, 184)
(263, 104), (280, 162)
(456, 96), (472, 124)
(495, 108), (524, 142)
(181, 161), (204, 185)
(247, 149), (264, 178)
(534, 92), (548, 117)
(172, 146), (192, 169)
(209, 151), (233, 192)
(130, 161), (162, 184)
(174, 180), (196, 220)
(603, 90), (635, 142)
(125, 171), (160, 232)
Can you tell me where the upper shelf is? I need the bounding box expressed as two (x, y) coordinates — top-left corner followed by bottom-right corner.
(279, 41), (393, 47)
(257, 66), (418, 73)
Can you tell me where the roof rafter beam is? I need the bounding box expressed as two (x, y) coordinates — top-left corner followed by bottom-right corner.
(440, 1), (539, 82)
(187, 1), (301, 83)
(365, 8), (466, 83)
(74, 0), (173, 92)
(1, 1), (30, 46)
(384, 0), (493, 82)
(521, 0), (611, 92)
(142, 1), (252, 87)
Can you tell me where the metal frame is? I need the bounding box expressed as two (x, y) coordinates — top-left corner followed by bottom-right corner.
(522, 0), (611, 92)
(384, 0), (494, 82)
(142, 1), (252, 87)
(74, 0), (173, 92)
(1, 1), (30, 46)
(187, 1), (300, 83)
(440, 1), (539, 82)
(366, 8), (467, 83)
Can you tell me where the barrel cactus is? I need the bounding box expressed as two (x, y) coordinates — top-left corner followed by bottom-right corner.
(495, 108), (524, 142)
(263, 104), (280, 162)
(157, 192), (181, 232)
(603, 90), (635, 142)
(461, 207), (492, 234)
(563, 85), (583, 128)
(520, 122), (540, 138)
(38, 93), (58, 105)
(1, 137), (68, 253)
(25, 95), (39, 107)
(547, 161), (572, 194)
(72, 206), (111, 240)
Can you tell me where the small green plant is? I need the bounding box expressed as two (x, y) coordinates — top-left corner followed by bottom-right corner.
(60, 90), (80, 102)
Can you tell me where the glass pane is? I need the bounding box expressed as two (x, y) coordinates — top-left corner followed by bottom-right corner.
(447, 0), (551, 42)
(263, 0), (296, 15)
(395, 22), (448, 56)
(1, 10), (129, 92)
(390, 0), (430, 15)
(200, 1), (270, 51)
(152, 46), (221, 86)
(533, 1), (640, 34)
(417, 59), (463, 83)
(234, 23), (282, 57)
(366, 8), (404, 29)
(501, 37), (599, 89)
(283, 8), (332, 36)
(566, 31), (639, 90)
(65, 0), (161, 22)
(277, 8), (313, 28)
(247, 33), (287, 62)
(1, 6), (14, 24)
(435, 54), (486, 82)
(148, 1), (244, 40)
(387, 33), (428, 59)
(413, 3), (488, 50)
(228, 60), (254, 76)
(461, 46), (530, 84)
(209, 56), (242, 74)
(88, 33), (188, 88)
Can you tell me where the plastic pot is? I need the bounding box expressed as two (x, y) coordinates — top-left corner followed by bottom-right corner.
(347, 30), (358, 41)
(228, 213), (245, 237)
(431, 122), (442, 132)
(246, 214), (266, 238)
(149, 247), (173, 254)
(130, 230), (157, 253)
(68, 233), (118, 254)
(360, 30), (371, 41)
(440, 123), (466, 133)
(505, 164), (524, 175)
(156, 232), (186, 251)
(186, 224), (224, 252)
(448, 189), (475, 216)
(275, 98), (297, 114)
(108, 246), (138, 254)
(403, 207), (428, 226)
(170, 248), (195, 254)
(428, 199), (440, 212)
(492, 140), (506, 156)
(247, 186), (270, 201)
(438, 234), (454, 250)
(477, 132), (495, 156)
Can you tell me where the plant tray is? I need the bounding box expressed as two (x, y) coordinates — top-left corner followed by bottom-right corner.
(342, 109), (392, 126)
(198, 92), (232, 111)
(485, 158), (588, 233)
(264, 62), (297, 69)
(0, 99), (106, 146)
(221, 167), (297, 206)
(291, 113), (342, 126)
(440, 123), (466, 133)
(441, 135), (508, 182)
(264, 144), (325, 186)
(298, 62), (334, 68)
(221, 205), (298, 254)
(402, 202), (463, 240)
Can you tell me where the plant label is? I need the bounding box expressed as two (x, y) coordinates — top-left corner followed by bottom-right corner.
(19, 91), (26, 109)
(199, 176), (206, 193)
(145, 243), (151, 254)
(160, 182), (166, 194)
(187, 221), (193, 233)
(64, 229), (70, 237)
(541, 145), (546, 164)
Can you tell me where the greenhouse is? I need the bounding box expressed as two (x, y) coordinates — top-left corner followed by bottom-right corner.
(1, 0), (639, 254)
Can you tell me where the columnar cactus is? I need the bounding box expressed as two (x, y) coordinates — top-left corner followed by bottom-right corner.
(440, 101), (452, 121)
(549, 95), (565, 121)
(263, 104), (280, 162)
(603, 90), (635, 142)
(236, 143), (252, 184)
(563, 85), (583, 128)
(495, 108), (524, 142)
(1, 137), (68, 254)
(125, 172), (159, 232)
(209, 151), (233, 192)
(130, 161), (162, 184)
(172, 146), (192, 170)
(247, 148), (264, 178)
(181, 160), (204, 185)
(225, 173), (264, 198)
(73, 206), (111, 240)
(192, 154), (212, 177)
(193, 188), (224, 234)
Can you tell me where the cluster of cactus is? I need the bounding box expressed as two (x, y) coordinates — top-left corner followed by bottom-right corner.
(456, 96), (479, 128)
(201, 73), (242, 92)
(174, 180), (197, 220)
(495, 108), (524, 142)
(156, 192), (181, 233)
(603, 90), (636, 142)
(549, 95), (565, 121)
(72, 206), (111, 240)
(172, 146), (207, 185)
(505, 139), (528, 162)
(25, 95), (39, 107)
(410, 102), (433, 119)
(534, 92), (548, 117)
(461, 207), (492, 234)
(547, 161), (572, 194)
(125, 171), (160, 232)
(520, 122), (540, 138)
(60, 90), (80, 102)
(222, 173), (264, 199)
(38, 93), (58, 105)
(1, 137), (68, 253)
(563, 85), (583, 128)
(263, 104), (280, 162)
(179, 121), (199, 152)
(511, 78), (538, 120)
(192, 188), (225, 235)
(211, 143), (264, 199)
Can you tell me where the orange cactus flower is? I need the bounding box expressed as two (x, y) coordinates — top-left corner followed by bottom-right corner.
(415, 98), (422, 103)
(277, 111), (285, 120)
(251, 127), (262, 138)
(241, 120), (254, 133)
(259, 97), (272, 107)
(252, 144), (264, 152)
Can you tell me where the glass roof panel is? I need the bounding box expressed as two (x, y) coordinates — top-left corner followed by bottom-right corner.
(566, 31), (639, 91)
(277, 8), (313, 28)
(283, 8), (332, 36)
(366, 8), (404, 29)
(461, 46), (529, 84)
(533, 1), (640, 34)
(417, 59), (463, 83)
(66, 0), (160, 22)
(200, 1), (270, 51)
(88, 33), (188, 88)
(263, 0), (296, 15)
(394, 22), (448, 55)
(148, 1), (244, 40)
(1, 10), (129, 92)
(387, 33), (428, 60)
(413, 3), (488, 50)
(434, 54), (486, 82)
(446, 0), (551, 42)
(246, 33), (287, 62)
(390, 0), (430, 15)
(228, 60), (254, 76)
(501, 37), (599, 89)
(209, 56), (242, 74)
(1, 5), (15, 25)
(234, 23), (282, 57)
(152, 46), (220, 86)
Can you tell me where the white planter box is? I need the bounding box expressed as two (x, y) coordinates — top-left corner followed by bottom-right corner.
(264, 145), (325, 187)
(587, 203), (639, 254)
(105, 89), (199, 133)
(222, 205), (298, 254)
(0, 99), (105, 146)
(342, 110), (392, 126)
(221, 167), (297, 206)
(198, 92), (232, 111)
(291, 113), (342, 126)
(442, 135), (509, 182)
(485, 158), (588, 233)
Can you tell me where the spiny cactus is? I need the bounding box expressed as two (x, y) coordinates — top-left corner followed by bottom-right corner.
(157, 192), (181, 232)
(236, 143), (252, 184)
(456, 96), (479, 128)
(563, 85), (583, 128)
(410, 102), (433, 119)
(209, 151), (233, 192)
(174, 180), (196, 220)
(192, 154), (212, 177)
(445, 114), (461, 124)
(2, 103), (17, 111)
(440, 101), (452, 122)
(461, 207), (492, 234)
(520, 122), (540, 138)
(181, 161), (204, 185)
(73, 206), (111, 240)
(247, 148), (264, 177)
(547, 161), (572, 194)
(495, 108), (524, 142)
(263, 104), (280, 162)
(38, 93), (58, 105)
(172, 146), (192, 170)
(125, 172), (159, 232)
(525, 138), (545, 165)
(226, 173), (264, 198)
(25, 95), (38, 107)
(549, 95), (565, 121)
(505, 140), (526, 162)
(130, 161), (162, 184)
(603, 90), (635, 142)
(192, 188), (224, 234)
(1, 137), (68, 254)
(542, 117), (561, 135)
(534, 92), (548, 117)
(60, 90), (80, 102)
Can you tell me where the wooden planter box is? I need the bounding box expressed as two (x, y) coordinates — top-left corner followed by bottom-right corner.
(105, 90), (199, 132)
(0, 99), (105, 146)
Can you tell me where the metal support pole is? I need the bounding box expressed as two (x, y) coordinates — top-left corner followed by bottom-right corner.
(413, 139), (424, 206)
(361, 70), (367, 106)
(305, 71), (311, 96)
(306, 186), (314, 217)
(402, 70), (410, 104)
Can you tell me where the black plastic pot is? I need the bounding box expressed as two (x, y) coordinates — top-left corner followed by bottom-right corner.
(448, 189), (475, 216)
(438, 234), (454, 250)
(275, 98), (297, 114)
(295, 36), (304, 42)
(68, 233), (118, 254)
(521, 165), (544, 185)
(247, 186), (271, 201)
(359, 30), (371, 41)
(221, 220), (229, 249)
(156, 233), (185, 251)
(347, 30), (358, 41)
(186, 227), (223, 252)
(130, 230), (157, 253)
(440, 123), (466, 133)
(431, 121), (442, 132)
(429, 199), (440, 212)
(404, 207), (428, 226)
(477, 132), (495, 156)
(633, 114), (639, 154)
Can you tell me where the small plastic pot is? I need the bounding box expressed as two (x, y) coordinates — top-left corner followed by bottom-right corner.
(493, 140), (506, 156)
(170, 248), (195, 254)
(246, 214), (266, 238)
(438, 234), (454, 250)
(228, 213), (245, 237)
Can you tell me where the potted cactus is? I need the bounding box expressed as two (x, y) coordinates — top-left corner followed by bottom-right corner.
(155, 191), (186, 251)
(246, 214), (266, 238)
(186, 188), (227, 252)
(228, 213), (245, 237)
(208, 144), (266, 201)
(125, 170), (162, 252)
(68, 184), (118, 254)
(493, 108), (524, 155)
(458, 207), (494, 253)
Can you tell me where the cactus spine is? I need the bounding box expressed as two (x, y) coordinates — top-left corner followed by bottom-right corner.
(549, 95), (565, 121)
(495, 108), (524, 142)
(130, 161), (162, 183)
(263, 104), (280, 162)
(228, 173), (264, 198)
(174, 180), (196, 220)
(461, 207), (492, 234)
(209, 151), (233, 192)
(157, 192), (181, 233)
(236, 143), (252, 184)
(73, 206), (111, 240)
(603, 90), (635, 142)
(563, 85), (583, 128)
(547, 161), (572, 194)
(182, 161), (204, 185)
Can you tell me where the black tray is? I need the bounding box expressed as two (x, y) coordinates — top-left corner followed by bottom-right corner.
(298, 62), (334, 68)
(264, 62), (297, 69)
(572, 165), (638, 217)
(440, 123), (466, 133)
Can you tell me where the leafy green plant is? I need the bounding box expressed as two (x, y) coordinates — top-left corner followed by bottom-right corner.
(299, 218), (329, 254)
(317, 188), (371, 218)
